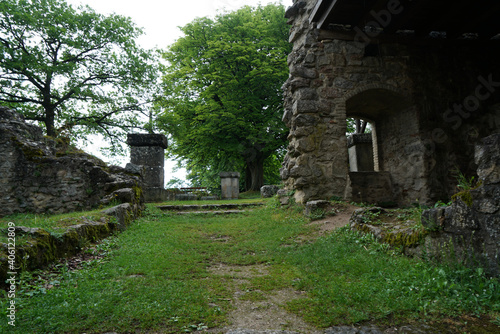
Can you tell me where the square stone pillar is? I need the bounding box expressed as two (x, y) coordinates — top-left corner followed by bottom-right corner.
(348, 133), (374, 172)
(127, 133), (168, 202)
(220, 172), (240, 200)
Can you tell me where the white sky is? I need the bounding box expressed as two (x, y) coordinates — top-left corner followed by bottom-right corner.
(66, 0), (294, 184)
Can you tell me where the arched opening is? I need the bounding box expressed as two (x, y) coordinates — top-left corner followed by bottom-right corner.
(346, 117), (376, 172)
(344, 88), (415, 205)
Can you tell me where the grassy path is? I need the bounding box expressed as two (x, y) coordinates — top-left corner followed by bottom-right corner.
(1, 201), (500, 333)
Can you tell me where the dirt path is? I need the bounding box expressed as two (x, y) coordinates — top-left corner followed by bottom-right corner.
(203, 204), (360, 334)
(206, 264), (322, 334)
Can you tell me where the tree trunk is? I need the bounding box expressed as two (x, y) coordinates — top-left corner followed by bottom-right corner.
(245, 152), (265, 192)
(45, 106), (56, 137)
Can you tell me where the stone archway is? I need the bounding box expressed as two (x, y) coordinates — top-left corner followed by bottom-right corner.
(342, 86), (418, 204)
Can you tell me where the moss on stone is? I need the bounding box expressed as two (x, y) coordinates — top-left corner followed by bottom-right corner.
(451, 181), (482, 207)
(381, 228), (429, 248)
(11, 135), (45, 161)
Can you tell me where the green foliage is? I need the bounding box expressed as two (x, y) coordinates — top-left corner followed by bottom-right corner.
(451, 168), (482, 207)
(308, 208), (326, 221)
(433, 200), (452, 208)
(0, 0), (161, 149)
(453, 168), (478, 191)
(361, 209), (382, 225)
(158, 4), (291, 191)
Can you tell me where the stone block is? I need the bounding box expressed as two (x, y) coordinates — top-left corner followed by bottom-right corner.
(142, 166), (164, 189)
(260, 185), (280, 198)
(292, 100), (318, 115)
(130, 146), (165, 168)
(126, 133), (168, 149)
(125, 163), (143, 175)
(475, 133), (500, 185)
(304, 200), (330, 217)
(220, 172), (240, 200)
(348, 134), (374, 172)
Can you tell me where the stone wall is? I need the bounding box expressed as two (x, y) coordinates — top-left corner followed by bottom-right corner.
(281, 0), (500, 205)
(421, 134), (500, 276)
(0, 107), (143, 216)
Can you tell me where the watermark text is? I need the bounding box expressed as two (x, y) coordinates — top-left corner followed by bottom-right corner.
(6, 222), (17, 327)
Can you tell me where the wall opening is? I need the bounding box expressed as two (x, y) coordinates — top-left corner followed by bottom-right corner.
(344, 88), (415, 205)
(346, 118), (376, 172)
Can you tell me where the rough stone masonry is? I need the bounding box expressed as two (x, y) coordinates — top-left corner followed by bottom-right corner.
(0, 107), (143, 216)
(280, 0), (500, 205)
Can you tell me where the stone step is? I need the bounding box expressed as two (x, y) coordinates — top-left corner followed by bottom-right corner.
(175, 210), (247, 215)
(157, 203), (265, 211)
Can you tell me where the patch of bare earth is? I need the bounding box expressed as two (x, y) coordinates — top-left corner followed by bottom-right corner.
(205, 264), (322, 334)
(307, 202), (359, 236)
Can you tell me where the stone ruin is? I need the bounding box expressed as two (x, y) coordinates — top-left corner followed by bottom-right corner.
(280, 0), (500, 275)
(280, 0), (500, 206)
(421, 134), (500, 276)
(0, 107), (144, 217)
(126, 133), (168, 202)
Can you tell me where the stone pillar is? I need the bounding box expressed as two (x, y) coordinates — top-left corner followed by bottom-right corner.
(127, 134), (168, 202)
(220, 172), (240, 200)
(348, 133), (375, 172)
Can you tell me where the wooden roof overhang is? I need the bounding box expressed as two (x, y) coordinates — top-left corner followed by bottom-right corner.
(309, 0), (500, 41)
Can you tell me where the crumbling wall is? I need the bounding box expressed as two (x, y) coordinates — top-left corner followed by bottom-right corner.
(0, 107), (144, 216)
(422, 134), (500, 276)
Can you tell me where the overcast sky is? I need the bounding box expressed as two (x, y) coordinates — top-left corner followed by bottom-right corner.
(67, 0), (293, 49)
(65, 0), (293, 184)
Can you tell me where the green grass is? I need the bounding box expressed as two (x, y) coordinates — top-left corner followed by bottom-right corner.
(0, 209), (113, 244)
(281, 228), (500, 326)
(1, 202), (499, 333)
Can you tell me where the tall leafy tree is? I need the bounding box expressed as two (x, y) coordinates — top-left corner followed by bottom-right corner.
(159, 4), (291, 191)
(0, 0), (159, 146)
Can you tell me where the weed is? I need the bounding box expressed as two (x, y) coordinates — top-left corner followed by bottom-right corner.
(309, 208), (326, 221)
(361, 209), (382, 225)
(452, 168), (478, 191)
(434, 200), (452, 208)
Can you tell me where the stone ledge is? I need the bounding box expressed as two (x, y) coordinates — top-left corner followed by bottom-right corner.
(0, 202), (142, 288)
(126, 133), (168, 149)
(220, 172), (241, 178)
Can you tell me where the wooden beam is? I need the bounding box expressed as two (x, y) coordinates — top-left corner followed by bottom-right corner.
(310, 0), (343, 30)
(309, 0), (329, 24)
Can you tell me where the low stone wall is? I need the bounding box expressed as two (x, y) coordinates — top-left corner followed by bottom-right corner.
(421, 134), (500, 276)
(0, 107), (143, 216)
(0, 198), (142, 288)
(350, 134), (500, 276)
